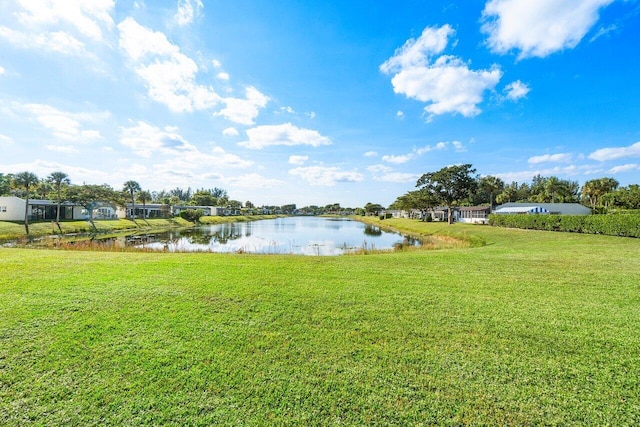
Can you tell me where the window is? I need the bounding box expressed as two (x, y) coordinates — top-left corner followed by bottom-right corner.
(0, 206), (7, 212)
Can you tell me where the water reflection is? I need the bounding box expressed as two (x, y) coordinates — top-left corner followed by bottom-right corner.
(108, 217), (418, 255)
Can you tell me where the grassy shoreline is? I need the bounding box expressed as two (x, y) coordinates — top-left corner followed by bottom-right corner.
(0, 214), (283, 242)
(1, 219), (639, 424)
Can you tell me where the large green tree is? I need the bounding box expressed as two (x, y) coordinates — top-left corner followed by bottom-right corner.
(416, 164), (477, 224)
(611, 184), (640, 209)
(529, 175), (579, 203)
(364, 203), (384, 215)
(122, 180), (141, 219)
(0, 173), (13, 196)
(581, 177), (619, 210)
(66, 184), (119, 230)
(11, 171), (39, 234)
(47, 171), (71, 231)
(389, 188), (439, 220)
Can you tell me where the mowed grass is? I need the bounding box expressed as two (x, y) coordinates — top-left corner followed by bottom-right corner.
(0, 218), (193, 242)
(1, 220), (639, 425)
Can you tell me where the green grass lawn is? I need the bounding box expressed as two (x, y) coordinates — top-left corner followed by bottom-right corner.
(0, 218), (192, 242)
(1, 220), (639, 425)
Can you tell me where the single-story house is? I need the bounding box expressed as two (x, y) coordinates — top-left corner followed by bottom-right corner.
(493, 203), (591, 216)
(172, 205), (221, 216)
(117, 203), (168, 219)
(457, 206), (492, 224)
(381, 209), (409, 219)
(0, 196), (84, 221)
(429, 206), (455, 222)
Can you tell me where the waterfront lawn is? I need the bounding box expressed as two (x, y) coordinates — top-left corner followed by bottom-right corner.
(1, 221), (639, 425)
(0, 218), (192, 241)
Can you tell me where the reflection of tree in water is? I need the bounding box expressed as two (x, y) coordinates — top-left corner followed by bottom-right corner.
(363, 224), (382, 236)
(209, 223), (244, 244)
(181, 228), (214, 245)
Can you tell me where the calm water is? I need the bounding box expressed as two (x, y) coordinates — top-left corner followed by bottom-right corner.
(134, 217), (418, 255)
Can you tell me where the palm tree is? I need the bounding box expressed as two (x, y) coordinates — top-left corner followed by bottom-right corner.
(479, 175), (505, 211)
(12, 171), (39, 235)
(137, 190), (152, 221)
(47, 171), (70, 231)
(122, 180), (141, 220)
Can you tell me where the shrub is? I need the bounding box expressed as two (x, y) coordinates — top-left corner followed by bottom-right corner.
(179, 209), (204, 223)
(489, 214), (640, 237)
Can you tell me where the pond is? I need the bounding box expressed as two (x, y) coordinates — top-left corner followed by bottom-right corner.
(123, 217), (419, 255)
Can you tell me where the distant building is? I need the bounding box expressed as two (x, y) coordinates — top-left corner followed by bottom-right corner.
(493, 203), (591, 216)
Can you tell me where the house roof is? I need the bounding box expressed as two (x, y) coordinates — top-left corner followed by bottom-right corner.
(494, 206), (549, 214)
(494, 203), (591, 215)
(458, 206), (491, 211)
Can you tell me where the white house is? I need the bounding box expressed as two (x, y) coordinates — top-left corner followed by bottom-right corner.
(117, 203), (167, 219)
(0, 196), (26, 221)
(0, 196), (85, 221)
(457, 206), (492, 224)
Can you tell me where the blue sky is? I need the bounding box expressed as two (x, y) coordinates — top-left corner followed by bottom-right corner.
(1, 0), (639, 207)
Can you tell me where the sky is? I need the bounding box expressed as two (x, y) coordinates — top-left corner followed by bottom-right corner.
(1, 0), (639, 208)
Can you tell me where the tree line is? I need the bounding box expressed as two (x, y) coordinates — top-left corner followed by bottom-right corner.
(387, 164), (640, 224)
(0, 171), (355, 234)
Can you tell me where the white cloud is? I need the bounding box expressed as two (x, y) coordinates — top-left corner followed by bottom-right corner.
(0, 66), (5, 75)
(367, 164), (418, 183)
(382, 142), (449, 164)
(289, 166), (364, 186)
(373, 172), (420, 183)
(45, 144), (80, 153)
(452, 141), (466, 152)
(215, 86), (269, 125)
(174, 0), (203, 27)
(279, 106), (295, 114)
(212, 59), (221, 68)
(120, 121), (192, 157)
(0, 1), (114, 60)
(0, 159), (113, 185)
(0, 26), (88, 57)
(222, 127), (239, 136)
(382, 154), (413, 164)
(0, 133), (14, 144)
(10, 102), (104, 141)
(367, 164), (392, 174)
(288, 155), (309, 165)
(528, 153), (572, 164)
(364, 151), (378, 157)
(495, 165), (580, 183)
(120, 121), (253, 168)
(589, 141), (640, 161)
(209, 146), (254, 168)
(609, 164), (640, 174)
(239, 123), (332, 150)
(216, 72), (229, 81)
(503, 80), (530, 101)
(117, 17), (219, 113)
(396, 110), (404, 118)
(380, 25), (453, 73)
(590, 24), (618, 42)
(482, 0), (614, 59)
(14, 0), (115, 41)
(221, 173), (285, 189)
(381, 25), (502, 121)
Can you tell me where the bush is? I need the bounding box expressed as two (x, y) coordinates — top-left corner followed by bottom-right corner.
(179, 209), (204, 223)
(489, 214), (640, 237)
